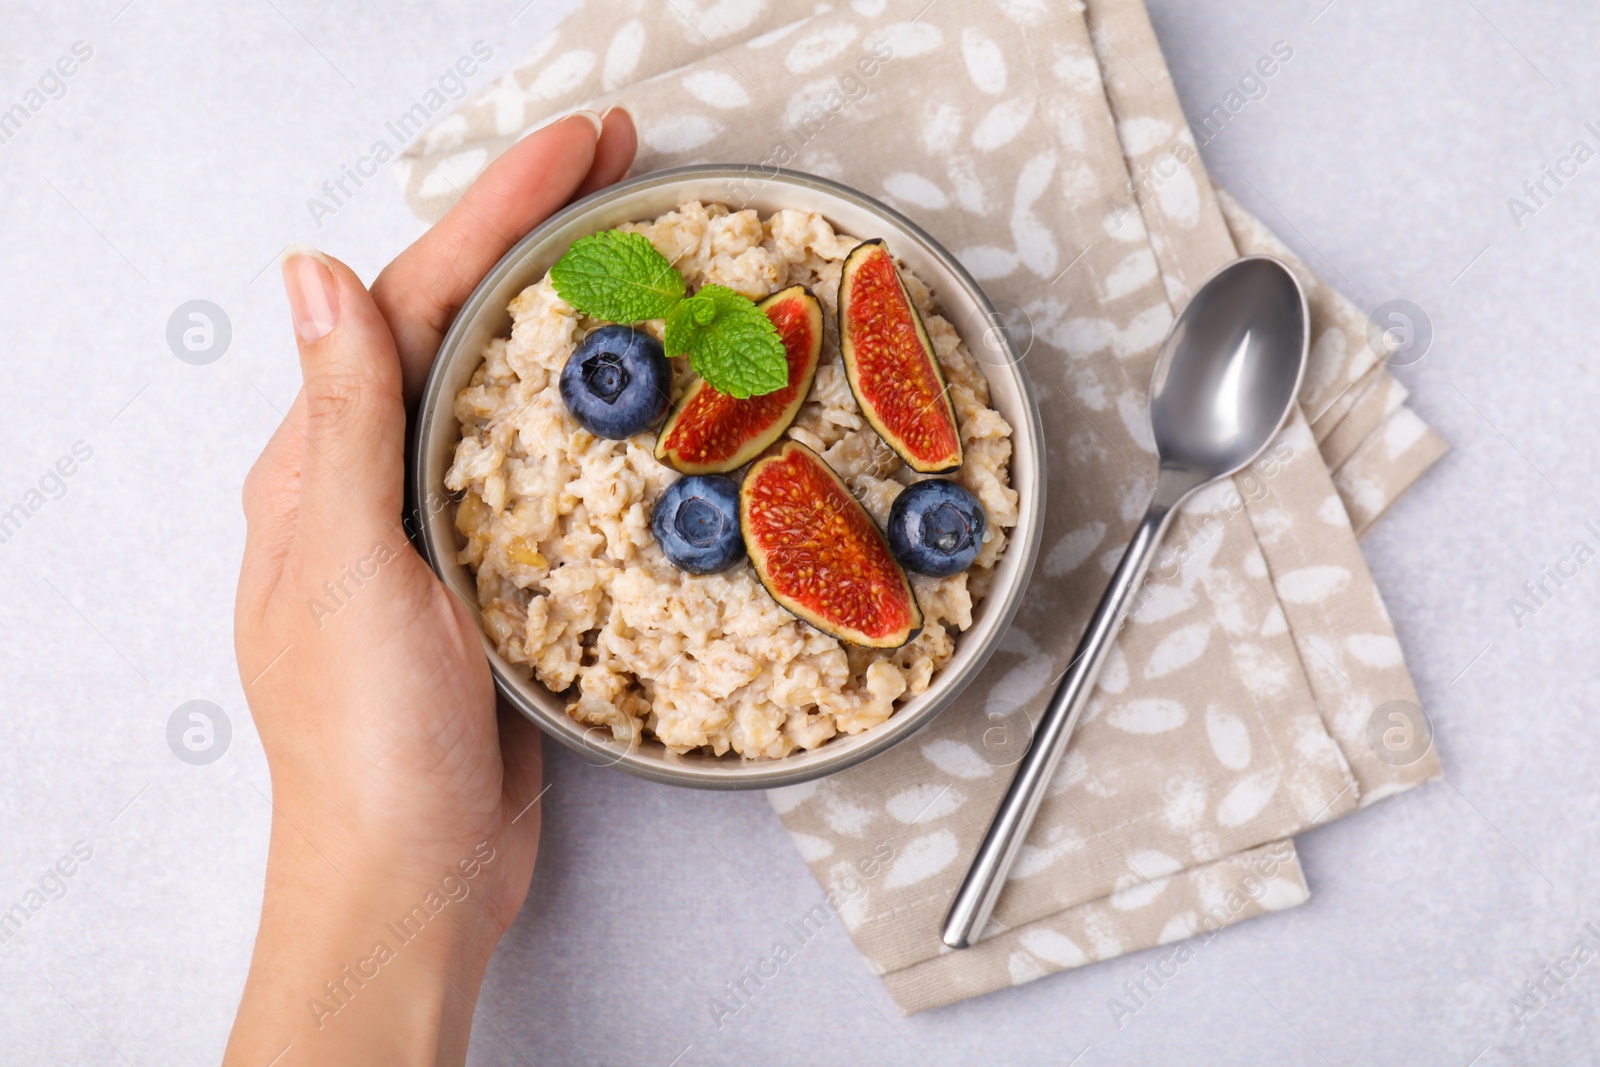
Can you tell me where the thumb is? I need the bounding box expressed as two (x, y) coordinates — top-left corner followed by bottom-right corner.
(281, 243), (406, 528)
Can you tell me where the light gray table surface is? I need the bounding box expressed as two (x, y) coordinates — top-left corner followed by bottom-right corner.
(2, 1), (1598, 1064)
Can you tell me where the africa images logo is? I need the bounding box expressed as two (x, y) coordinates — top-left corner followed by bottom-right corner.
(0, 41), (93, 147)
(306, 841), (497, 1030)
(1505, 122), (1600, 230)
(305, 41), (494, 228)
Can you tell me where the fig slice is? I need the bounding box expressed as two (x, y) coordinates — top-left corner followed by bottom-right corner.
(838, 239), (964, 474)
(741, 439), (922, 649)
(655, 285), (824, 474)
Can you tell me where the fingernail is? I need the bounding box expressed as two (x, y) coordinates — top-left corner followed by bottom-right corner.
(568, 108), (604, 137)
(282, 243), (339, 343)
(601, 102), (635, 128)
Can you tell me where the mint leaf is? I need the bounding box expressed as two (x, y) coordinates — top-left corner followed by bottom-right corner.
(549, 230), (686, 322)
(664, 286), (788, 399)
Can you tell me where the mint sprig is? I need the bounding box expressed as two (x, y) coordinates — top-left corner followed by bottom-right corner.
(548, 229), (787, 398)
(664, 286), (788, 399)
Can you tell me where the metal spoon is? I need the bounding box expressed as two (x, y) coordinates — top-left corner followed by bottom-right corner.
(941, 255), (1309, 949)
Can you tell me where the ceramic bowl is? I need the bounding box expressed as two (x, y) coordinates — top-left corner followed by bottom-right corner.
(409, 165), (1045, 789)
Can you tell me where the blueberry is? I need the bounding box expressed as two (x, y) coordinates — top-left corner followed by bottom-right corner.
(652, 475), (745, 574)
(887, 479), (986, 577)
(559, 325), (671, 440)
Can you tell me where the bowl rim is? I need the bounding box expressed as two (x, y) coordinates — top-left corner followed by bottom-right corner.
(407, 163), (1045, 790)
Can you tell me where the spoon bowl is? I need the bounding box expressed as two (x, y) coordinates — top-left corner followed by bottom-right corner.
(1151, 256), (1309, 486)
(942, 254), (1308, 949)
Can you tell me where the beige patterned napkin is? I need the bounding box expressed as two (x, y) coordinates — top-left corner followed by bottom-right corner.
(399, 0), (1446, 1013)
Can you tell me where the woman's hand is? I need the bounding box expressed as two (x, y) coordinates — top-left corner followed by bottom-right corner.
(225, 107), (636, 1067)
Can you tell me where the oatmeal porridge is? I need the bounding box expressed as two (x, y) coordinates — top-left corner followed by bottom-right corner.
(445, 201), (1019, 759)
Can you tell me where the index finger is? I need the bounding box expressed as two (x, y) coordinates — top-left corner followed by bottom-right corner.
(372, 107), (638, 405)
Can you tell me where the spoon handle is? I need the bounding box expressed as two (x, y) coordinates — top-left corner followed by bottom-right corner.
(941, 490), (1181, 949)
